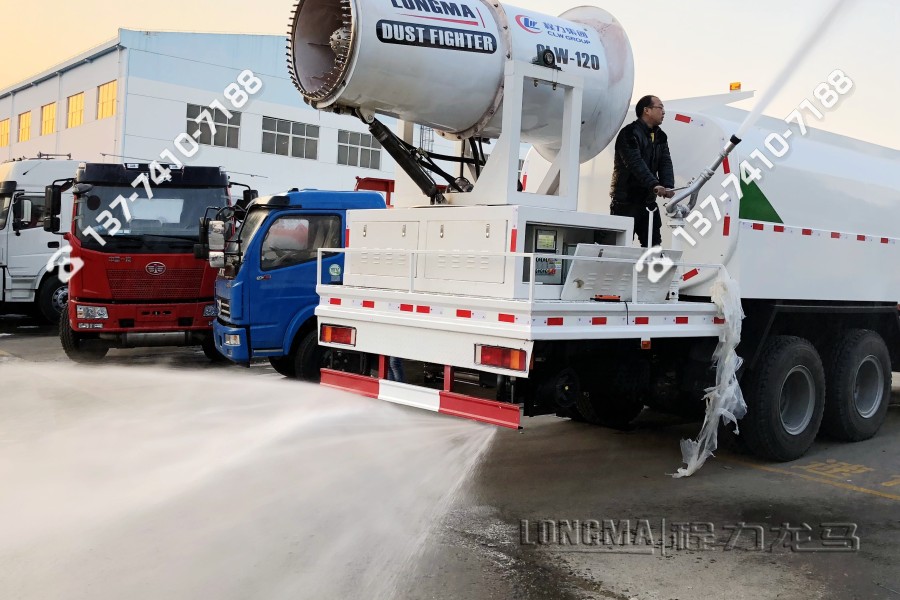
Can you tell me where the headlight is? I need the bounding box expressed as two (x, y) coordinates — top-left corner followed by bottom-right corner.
(224, 334), (241, 346)
(203, 304), (218, 317)
(76, 305), (109, 320)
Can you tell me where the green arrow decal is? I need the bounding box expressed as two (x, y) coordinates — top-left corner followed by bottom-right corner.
(739, 180), (783, 224)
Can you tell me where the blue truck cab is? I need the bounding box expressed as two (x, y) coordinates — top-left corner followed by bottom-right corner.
(211, 189), (385, 378)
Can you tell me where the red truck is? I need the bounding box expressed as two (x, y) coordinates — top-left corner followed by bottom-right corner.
(44, 162), (236, 362)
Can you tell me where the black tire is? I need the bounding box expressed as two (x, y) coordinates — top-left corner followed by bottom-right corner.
(59, 316), (108, 363)
(548, 367), (585, 420)
(292, 329), (371, 382)
(201, 336), (228, 363)
(822, 329), (891, 442)
(293, 329), (326, 381)
(579, 384), (644, 429)
(268, 355), (296, 378)
(576, 361), (646, 429)
(741, 336), (825, 462)
(38, 275), (68, 323)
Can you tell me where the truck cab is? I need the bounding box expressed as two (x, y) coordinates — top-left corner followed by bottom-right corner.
(209, 189), (386, 379)
(0, 159), (80, 321)
(47, 162), (232, 362)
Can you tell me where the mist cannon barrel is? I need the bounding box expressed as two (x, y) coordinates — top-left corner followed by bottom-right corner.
(287, 0), (635, 164)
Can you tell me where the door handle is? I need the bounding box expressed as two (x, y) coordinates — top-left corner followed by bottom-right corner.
(47, 241), (60, 248)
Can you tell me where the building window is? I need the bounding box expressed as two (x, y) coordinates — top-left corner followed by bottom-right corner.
(67, 93), (85, 128)
(41, 103), (57, 136)
(17, 112), (31, 143)
(0, 119), (9, 147)
(261, 117), (319, 159)
(186, 104), (240, 149)
(337, 130), (381, 169)
(97, 80), (117, 120)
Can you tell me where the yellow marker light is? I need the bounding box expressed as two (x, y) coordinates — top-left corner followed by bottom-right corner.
(730, 82), (742, 92)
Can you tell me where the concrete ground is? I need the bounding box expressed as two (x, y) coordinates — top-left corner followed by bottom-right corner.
(1, 313), (898, 600)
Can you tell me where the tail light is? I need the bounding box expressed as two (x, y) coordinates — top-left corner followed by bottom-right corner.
(320, 324), (356, 346)
(476, 345), (527, 371)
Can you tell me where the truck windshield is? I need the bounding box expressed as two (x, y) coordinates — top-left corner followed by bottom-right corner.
(75, 186), (228, 252)
(0, 194), (10, 230)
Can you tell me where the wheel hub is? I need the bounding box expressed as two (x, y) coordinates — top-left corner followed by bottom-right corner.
(779, 365), (815, 436)
(853, 355), (883, 419)
(51, 285), (69, 312)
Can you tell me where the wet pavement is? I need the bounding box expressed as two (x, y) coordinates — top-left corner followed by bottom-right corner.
(1, 316), (898, 599)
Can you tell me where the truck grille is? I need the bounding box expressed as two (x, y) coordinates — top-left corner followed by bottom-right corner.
(217, 297), (231, 319)
(107, 268), (205, 300)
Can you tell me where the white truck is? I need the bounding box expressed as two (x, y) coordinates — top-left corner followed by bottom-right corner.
(287, 0), (899, 463)
(0, 158), (78, 321)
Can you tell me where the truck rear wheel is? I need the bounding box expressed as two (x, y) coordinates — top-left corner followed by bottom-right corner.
(576, 362), (645, 429)
(741, 336), (825, 461)
(38, 275), (68, 323)
(822, 329), (891, 442)
(293, 329), (370, 382)
(59, 316), (108, 363)
(545, 367), (584, 421)
(294, 329), (326, 381)
(269, 355), (296, 378)
(579, 385), (644, 430)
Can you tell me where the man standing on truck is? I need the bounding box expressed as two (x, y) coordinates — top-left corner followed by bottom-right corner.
(609, 95), (675, 247)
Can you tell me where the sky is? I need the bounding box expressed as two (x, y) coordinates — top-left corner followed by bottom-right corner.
(2, 0), (898, 148)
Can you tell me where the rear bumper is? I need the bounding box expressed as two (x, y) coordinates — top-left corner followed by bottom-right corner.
(320, 368), (522, 429)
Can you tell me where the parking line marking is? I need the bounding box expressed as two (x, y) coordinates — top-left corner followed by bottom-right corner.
(727, 459), (900, 502)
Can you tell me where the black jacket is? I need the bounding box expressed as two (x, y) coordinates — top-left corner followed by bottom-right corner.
(610, 119), (674, 204)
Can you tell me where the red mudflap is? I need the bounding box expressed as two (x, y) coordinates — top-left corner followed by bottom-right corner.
(439, 391), (522, 429)
(320, 369), (380, 398)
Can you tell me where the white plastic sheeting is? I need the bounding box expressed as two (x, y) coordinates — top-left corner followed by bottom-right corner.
(673, 271), (747, 478)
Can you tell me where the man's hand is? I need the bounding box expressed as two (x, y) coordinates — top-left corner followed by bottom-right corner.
(653, 185), (675, 198)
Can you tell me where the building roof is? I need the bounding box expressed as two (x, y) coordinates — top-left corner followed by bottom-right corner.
(0, 29), (286, 100)
(0, 37), (121, 100)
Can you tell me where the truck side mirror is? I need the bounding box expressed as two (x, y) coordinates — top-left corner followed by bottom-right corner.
(208, 220), (227, 252)
(237, 189), (258, 212)
(12, 196), (23, 221)
(12, 197), (32, 236)
(194, 217), (211, 259)
(44, 216), (61, 233)
(44, 184), (64, 233)
(45, 185), (62, 217)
